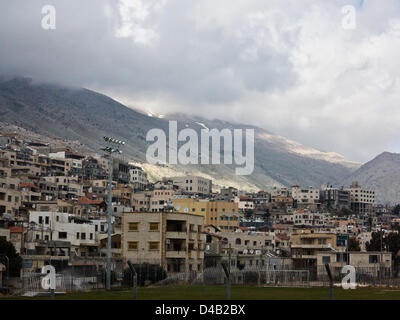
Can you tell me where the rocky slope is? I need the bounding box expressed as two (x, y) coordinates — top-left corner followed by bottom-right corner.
(0, 77), (361, 192)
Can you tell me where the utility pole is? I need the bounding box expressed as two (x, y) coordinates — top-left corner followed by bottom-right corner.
(101, 136), (125, 291)
(380, 226), (383, 283)
(106, 152), (113, 291)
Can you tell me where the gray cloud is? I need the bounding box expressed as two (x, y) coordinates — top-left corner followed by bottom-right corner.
(1, 0), (400, 163)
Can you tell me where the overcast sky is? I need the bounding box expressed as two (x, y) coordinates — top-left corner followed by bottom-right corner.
(1, 0), (400, 163)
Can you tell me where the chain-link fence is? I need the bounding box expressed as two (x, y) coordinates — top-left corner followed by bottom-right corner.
(20, 258), (125, 296)
(18, 258), (400, 297)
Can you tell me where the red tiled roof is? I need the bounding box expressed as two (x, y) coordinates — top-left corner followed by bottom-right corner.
(19, 183), (40, 191)
(277, 234), (290, 241)
(9, 226), (26, 233)
(240, 196), (253, 201)
(77, 197), (104, 205)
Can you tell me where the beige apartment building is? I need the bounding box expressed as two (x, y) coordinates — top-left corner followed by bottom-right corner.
(316, 251), (392, 279)
(0, 176), (21, 216)
(168, 176), (212, 195)
(290, 229), (346, 269)
(43, 176), (84, 199)
(122, 211), (205, 274)
(291, 185), (320, 209)
(173, 198), (239, 231)
(131, 189), (174, 212)
(217, 229), (275, 254)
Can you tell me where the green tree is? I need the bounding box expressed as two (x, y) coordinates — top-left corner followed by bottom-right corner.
(393, 205), (400, 216)
(0, 237), (22, 277)
(338, 208), (353, 217)
(366, 231), (400, 272)
(348, 237), (361, 251)
(366, 231), (385, 252)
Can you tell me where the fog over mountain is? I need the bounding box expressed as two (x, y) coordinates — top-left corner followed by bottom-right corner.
(0, 77), (366, 195)
(1, 1), (400, 163)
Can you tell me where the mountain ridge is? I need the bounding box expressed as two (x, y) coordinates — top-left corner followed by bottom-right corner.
(343, 151), (400, 205)
(0, 76), (365, 195)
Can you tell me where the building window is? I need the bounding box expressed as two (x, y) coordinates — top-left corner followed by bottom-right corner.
(149, 223), (159, 231)
(149, 242), (159, 251)
(76, 232), (80, 239)
(369, 255), (378, 264)
(39, 216), (43, 224)
(81, 233), (86, 240)
(128, 241), (139, 251)
(90, 233), (93, 240)
(322, 256), (331, 264)
(129, 222), (139, 231)
(45, 216), (49, 225)
(58, 232), (67, 239)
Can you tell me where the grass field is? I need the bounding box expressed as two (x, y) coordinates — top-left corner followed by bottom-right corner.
(3, 285), (400, 300)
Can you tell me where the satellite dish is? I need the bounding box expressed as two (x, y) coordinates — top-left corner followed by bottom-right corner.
(243, 249), (248, 254)
(250, 249), (254, 254)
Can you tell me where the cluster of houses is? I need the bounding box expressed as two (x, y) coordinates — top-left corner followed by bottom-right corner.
(0, 132), (398, 287)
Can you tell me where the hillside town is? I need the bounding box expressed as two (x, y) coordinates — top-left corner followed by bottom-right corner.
(0, 132), (399, 292)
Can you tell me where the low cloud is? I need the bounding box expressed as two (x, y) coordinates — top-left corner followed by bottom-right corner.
(0, 0), (399, 162)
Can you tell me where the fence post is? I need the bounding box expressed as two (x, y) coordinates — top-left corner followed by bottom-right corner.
(127, 260), (137, 300)
(325, 263), (334, 301)
(221, 261), (230, 300)
(133, 274), (137, 300)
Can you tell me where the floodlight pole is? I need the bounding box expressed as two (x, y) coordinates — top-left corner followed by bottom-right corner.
(102, 137), (125, 291)
(106, 152), (113, 291)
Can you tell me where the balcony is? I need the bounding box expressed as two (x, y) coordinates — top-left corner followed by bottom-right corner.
(291, 244), (330, 249)
(292, 254), (316, 259)
(166, 250), (187, 259)
(166, 231), (187, 239)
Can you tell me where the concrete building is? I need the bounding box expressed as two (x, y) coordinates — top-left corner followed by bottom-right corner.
(217, 187), (238, 201)
(293, 210), (333, 228)
(291, 185), (320, 209)
(122, 211), (205, 274)
(0, 228), (10, 241)
(168, 176), (212, 195)
(217, 229), (275, 255)
(173, 198), (239, 231)
(236, 196), (255, 213)
(132, 188), (174, 212)
(345, 182), (376, 215)
(316, 251), (392, 280)
(320, 185), (351, 210)
(290, 229), (346, 270)
(28, 211), (97, 257)
(128, 164), (148, 191)
(0, 176), (21, 217)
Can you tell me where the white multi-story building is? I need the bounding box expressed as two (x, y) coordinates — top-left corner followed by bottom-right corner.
(128, 164), (148, 191)
(345, 182), (376, 215)
(291, 185), (320, 207)
(28, 211), (97, 256)
(236, 196), (255, 212)
(293, 211), (332, 228)
(168, 176), (212, 195)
